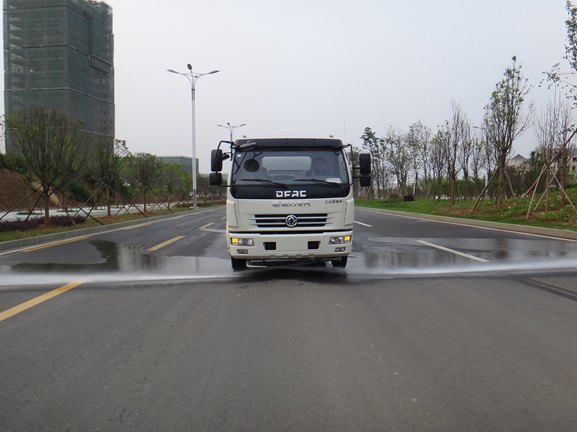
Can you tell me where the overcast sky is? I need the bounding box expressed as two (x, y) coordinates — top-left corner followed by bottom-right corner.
(1, 0), (572, 171)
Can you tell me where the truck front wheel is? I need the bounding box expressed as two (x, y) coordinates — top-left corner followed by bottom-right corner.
(231, 256), (247, 271)
(331, 257), (348, 268)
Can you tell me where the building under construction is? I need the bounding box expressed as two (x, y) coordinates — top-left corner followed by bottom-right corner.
(3, 0), (114, 152)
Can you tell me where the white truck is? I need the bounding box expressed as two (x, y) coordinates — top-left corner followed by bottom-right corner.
(209, 138), (371, 271)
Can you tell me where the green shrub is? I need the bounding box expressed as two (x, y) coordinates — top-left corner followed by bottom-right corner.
(0, 153), (26, 172)
(67, 180), (92, 203)
(0, 215), (86, 232)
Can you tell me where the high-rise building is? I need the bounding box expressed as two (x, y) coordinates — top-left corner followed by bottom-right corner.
(3, 0), (114, 152)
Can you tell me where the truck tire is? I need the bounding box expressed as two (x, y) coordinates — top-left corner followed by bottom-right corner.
(331, 257), (347, 268)
(231, 256), (247, 271)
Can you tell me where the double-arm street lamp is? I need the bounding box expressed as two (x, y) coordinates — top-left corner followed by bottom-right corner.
(167, 64), (219, 208)
(217, 122), (246, 142)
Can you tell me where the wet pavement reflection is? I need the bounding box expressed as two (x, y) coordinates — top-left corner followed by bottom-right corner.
(0, 240), (230, 285)
(1, 236), (577, 286)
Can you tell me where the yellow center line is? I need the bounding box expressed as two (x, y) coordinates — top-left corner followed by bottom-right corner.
(199, 222), (215, 230)
(22, 236), (91, 253)
(147, 235), (185, 252)
(0, 280), (86, 323)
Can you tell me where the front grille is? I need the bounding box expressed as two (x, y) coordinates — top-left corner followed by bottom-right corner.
(253, 214), (328, 228)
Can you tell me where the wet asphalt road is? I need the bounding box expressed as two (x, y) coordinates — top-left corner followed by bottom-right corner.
(1, 207), (577, 431)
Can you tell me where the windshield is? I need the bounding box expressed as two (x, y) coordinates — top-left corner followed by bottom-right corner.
(230, 148), (350, 199)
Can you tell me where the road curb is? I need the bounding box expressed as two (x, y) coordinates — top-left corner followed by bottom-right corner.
(358, 207), (577, 241)
(0, 210), (203, 253)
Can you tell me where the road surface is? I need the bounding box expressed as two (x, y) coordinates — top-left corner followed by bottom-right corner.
(1, 207), (577, 431)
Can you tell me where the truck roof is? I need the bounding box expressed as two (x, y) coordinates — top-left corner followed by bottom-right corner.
(235, 138), (344, 149)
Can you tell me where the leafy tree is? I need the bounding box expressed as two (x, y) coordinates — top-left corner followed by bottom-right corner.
(361, 127), (388, 197)
(566, 1), (577, 73)
(546, 1), (577, 104)
(483, 56), (533, 202)
(130, 153), (160, 213)
(161, 162), (186, 209)
(88, 138), (126, 217)
(384, 127), (411, 196)
(429, 128), (449, 198)
(7, 107), (81, 225)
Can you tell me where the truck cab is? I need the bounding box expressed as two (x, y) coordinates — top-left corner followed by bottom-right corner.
(210, 138), (370, 271)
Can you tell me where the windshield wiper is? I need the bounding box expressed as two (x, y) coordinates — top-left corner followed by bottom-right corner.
(293, 178), (342, 187)
(238, 178), (287, 188)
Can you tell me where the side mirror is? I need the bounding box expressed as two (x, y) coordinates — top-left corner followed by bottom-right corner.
(211, 149), (223, 172)
(209, 172), (222, 186)
(359, 153), (371, 175)
(360, 175), (371, 187)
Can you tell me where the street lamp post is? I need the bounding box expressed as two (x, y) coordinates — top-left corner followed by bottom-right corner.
(217, 122), (246, 142)
(167, 64), (219, 209)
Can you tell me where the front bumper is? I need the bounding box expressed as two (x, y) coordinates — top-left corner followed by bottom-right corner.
(227, 230), (352, 261)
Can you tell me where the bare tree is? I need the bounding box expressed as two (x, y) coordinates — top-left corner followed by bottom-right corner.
(430, 128), (449, 198)
(469, 136), (484, 184)
(7, 107), (81, 226)
(407, 121), (431, 197)
(0, 114), (5, 154)
(539, 1), (577, 211)
(534, 90), (573, 211)
(457, 124), (473, 199)
(443, 102), (470, 203)
(481, 126), (499, 184)
(483, 56), (533, 203)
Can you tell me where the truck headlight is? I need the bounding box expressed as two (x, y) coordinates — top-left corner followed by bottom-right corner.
(231, 237), (254, 247)
(329, 235), (351, 244)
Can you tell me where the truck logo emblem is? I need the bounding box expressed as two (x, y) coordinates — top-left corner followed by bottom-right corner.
(276, 190), (306, 198)
(285, 215), (299, 228)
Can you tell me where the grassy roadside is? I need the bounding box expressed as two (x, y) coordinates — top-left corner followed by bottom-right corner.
(356, 196), (577, 232)
(0, 206), (196, 243)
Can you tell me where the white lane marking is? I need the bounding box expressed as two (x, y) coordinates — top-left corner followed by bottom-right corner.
(354, 220), (373, 227)
(416, 239), (490, 263)
(199, 222), (226, 234)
